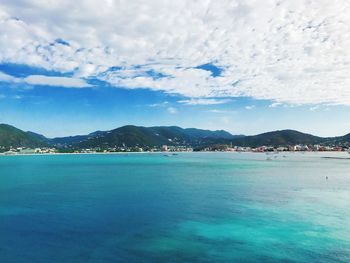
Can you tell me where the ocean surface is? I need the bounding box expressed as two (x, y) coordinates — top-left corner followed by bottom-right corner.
(0, 152), (350, 262)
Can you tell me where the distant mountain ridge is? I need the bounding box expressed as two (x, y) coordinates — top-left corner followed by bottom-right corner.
(0, 123), (349, 149)
(52, 125), (243, 148)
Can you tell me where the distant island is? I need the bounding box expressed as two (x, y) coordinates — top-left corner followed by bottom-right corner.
(0, 123), (349, 155)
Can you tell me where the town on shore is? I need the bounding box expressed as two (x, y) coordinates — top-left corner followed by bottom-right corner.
(1, 143), (349, 156)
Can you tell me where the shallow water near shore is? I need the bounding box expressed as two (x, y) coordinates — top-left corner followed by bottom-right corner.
(1, 152), (350, 262)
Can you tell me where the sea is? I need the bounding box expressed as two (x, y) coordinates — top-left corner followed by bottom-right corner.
(0, 152), (349, 262)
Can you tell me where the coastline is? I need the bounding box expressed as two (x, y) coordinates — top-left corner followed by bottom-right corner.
(0, 151), (348, 157)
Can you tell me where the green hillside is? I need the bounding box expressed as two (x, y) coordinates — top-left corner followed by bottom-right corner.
(229, 130), (324, 147)
(75, 125), (239, 148)
(0, 124), (48, 149)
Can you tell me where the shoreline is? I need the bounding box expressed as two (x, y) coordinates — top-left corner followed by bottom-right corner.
(0, 151), (348, 157)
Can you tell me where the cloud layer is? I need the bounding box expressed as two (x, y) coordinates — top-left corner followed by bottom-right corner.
(0, 0), (350, 104)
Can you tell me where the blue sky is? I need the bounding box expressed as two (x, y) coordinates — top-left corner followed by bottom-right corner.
(1, 62), (349, 137)
(0, 1), (350, 137)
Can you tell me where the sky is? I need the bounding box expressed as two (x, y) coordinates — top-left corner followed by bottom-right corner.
(0, 0), (350, 137)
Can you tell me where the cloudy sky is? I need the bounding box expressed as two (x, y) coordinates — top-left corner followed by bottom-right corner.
(0, 0), (350, 137)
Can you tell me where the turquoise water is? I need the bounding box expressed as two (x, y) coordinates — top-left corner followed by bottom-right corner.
(0, 152), (350, 262)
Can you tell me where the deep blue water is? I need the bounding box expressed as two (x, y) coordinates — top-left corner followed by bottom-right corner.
(0, 152), (350, 262)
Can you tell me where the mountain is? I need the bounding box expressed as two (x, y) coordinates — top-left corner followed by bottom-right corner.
(183, 128), (238, 140)
(1, 124), (240, 149)
(1, 124), (349, 150)
(322, 133), (350, 147)
(26, 131), (50, 144)
(229, 130), (324, 147)
(50, 130), (109, 146)
(0, 124), (48, 149)
(51, 134), (93, 146)
(61, 125), (242, 148)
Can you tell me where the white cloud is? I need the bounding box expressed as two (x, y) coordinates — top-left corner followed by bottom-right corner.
(207, 109), (236, 114)
(148, 101), (169, 107)
(309, 105), (320, 111)
(208, 109), (226, 113)
(13, 95), (23, 99)
(0, 94), (6, 99)
(178, 98), (231, 105)
(269, 102), (282, 108)
(245, 105), (255, 110)
(0, 70), (90, 88)
(0, 71), (18, 82)
(0, 1), (350, 104)
(24, 75), (91, 88)
(167, 107), (178, 114)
